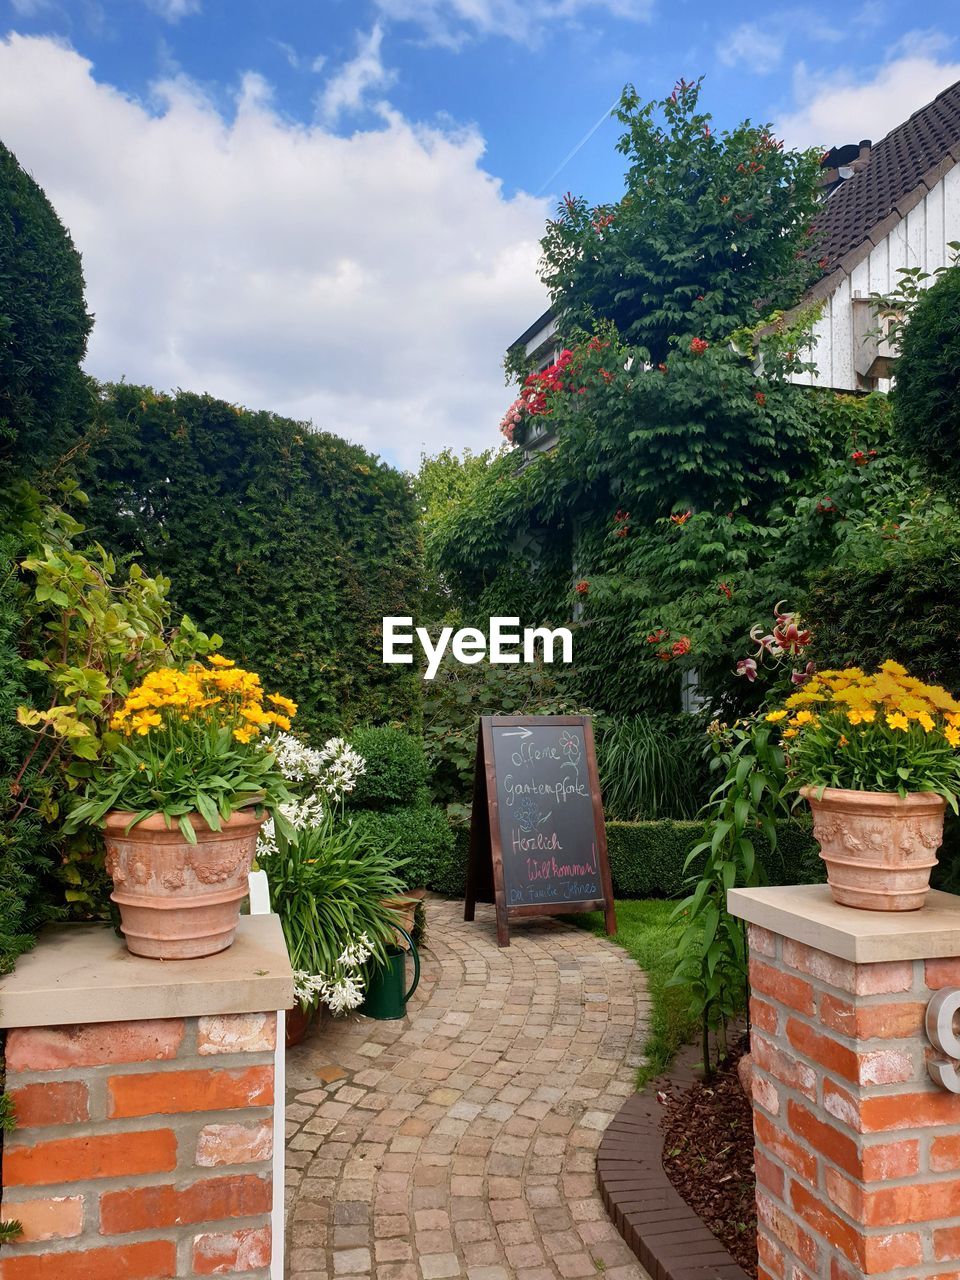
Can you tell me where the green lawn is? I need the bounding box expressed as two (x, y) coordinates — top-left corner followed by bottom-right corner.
(571, 899), (697, 1086)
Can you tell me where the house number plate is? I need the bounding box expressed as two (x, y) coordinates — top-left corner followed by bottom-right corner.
(926, 989), (960, 1092)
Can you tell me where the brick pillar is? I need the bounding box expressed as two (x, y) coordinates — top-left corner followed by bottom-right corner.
(0, 916), (292, 1279)
(730, 884), (960, 1280)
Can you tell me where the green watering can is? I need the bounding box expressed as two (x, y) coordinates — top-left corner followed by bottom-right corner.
(361, 926), (420, 1020)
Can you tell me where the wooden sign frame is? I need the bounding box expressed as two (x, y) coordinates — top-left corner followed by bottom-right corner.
(464, 714), (617, 947)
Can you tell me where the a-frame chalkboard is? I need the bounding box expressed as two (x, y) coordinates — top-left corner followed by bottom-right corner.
(464, 715), (616, 947)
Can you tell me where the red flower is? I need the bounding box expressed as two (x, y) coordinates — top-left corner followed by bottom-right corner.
(599, 368), (613, 384)
(718, 581), (732, 599)
(657, 649), (673, 662)
(670, 510), (692, 526)
(657, 362), (668, 373)
(851, 450), (867, 465)
(671, 636), (691, 657)
(689, 337), (709, 355)
(575, 581), (590, 596)
(646, 629), (668, 645)
(736, 657), (758, 682)
(615, 526), (629, 538)
(754, 391), (766, 407)
(614, 509), (630, 523)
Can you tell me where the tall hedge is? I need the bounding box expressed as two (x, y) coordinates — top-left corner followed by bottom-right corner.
(807, 538), (960, 695)
(0, 141), (93, 486)
(80, 386), (422, 734)
(891, 267), (960, 485)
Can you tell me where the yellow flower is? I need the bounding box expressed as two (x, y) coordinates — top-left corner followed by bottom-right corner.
(265, 712), (292, 731)
(861, 707), (876, 724)
(881, 659), (908, 677)
(267, 692), (298, 716)
(208, 654), (236, 668)
(919, 711), (935, 733)
(947, 726), (960, 749)
(131, 712), (162, 736)
(794, 710), (817, 726)
(765, 710), (787, 723)
(838, 735), (849, 747)
(233, 726), (255, 744)
(886, 712), (909, 732)
(783, 728), (798, 739)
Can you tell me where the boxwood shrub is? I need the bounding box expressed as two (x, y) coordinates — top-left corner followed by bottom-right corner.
(349, 799), (454, 891)
(347, 728), (429, 810)
(429, 815), (823, 900)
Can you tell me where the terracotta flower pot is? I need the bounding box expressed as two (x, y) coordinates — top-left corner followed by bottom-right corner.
(802, 785), (946, 911)
(382, 887), (426, 949)
(104, 808), (264, 959)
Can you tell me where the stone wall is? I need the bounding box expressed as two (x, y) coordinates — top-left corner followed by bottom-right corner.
(2, 1011), (277, 1278)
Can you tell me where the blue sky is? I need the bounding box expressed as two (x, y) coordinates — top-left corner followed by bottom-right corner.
(2, 0), (960, 466)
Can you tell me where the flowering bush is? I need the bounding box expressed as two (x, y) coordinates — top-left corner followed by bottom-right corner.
(499, 350), (577, 443)
(293, 933), (372, 1014)
(766, 661), (960, 803)
(63, 657), (296, 843)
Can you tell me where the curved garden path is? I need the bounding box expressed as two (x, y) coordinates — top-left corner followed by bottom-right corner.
(284, 896), (654, 1280)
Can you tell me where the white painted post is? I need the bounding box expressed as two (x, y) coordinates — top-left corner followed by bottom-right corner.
(248, 870), (286, 1280)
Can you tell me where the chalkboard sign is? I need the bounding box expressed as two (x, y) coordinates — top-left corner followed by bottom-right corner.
(465, 715), (616, 947)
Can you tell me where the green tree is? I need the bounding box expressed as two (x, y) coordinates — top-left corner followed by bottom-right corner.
(536, 79), (823, 366)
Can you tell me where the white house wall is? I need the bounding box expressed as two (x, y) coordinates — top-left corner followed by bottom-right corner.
(794, 163), (960, 391)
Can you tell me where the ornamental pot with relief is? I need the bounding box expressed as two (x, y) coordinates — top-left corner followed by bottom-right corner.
(801, 785), (946, 911)
(103, 808), (264, 959)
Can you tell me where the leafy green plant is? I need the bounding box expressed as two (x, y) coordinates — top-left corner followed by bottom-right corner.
(669, 718), (790, 1070)
(349, 799), (455, 890)
(263, 813), (405, 1011)
(597, 715), (709, 820)
(346, 728), (428, 810)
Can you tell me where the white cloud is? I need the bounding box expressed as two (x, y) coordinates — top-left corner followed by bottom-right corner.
(0, 34), (549, 470)
(143, 0), (201, 21)
(371, 0), (652, 48)
(777, 39), (960, 149)
(718, 22), (785, 73)
(319, 24), (396, 124)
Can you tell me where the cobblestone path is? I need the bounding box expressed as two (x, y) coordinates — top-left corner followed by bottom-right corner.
(284, 896), (654, 1280)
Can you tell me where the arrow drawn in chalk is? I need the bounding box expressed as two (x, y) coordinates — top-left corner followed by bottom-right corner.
(501, 727), (533, 738)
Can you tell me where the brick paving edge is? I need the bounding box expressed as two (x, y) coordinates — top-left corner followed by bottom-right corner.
(595, 1038), (753, 1280)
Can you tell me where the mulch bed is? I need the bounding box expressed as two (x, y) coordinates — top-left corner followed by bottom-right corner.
(659, 1036), (758, 1277)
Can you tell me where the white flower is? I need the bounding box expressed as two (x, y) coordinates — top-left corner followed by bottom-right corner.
(337, 932), (373, 969)
(256, 794), (326, 858)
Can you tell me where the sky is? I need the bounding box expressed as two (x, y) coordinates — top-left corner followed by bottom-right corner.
(2, 2), (960, 472)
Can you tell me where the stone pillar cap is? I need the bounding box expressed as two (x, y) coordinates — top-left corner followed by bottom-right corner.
(729, 884), (960, 964)
(0, 913), (294, 1028)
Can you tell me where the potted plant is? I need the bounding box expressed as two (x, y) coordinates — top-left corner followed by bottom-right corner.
(64, 656), (296, 958)
(766, 661), (960, 910)
(262, 814), (406, 1045)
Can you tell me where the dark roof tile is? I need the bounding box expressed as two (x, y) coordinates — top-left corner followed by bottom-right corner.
(816, 78), (960, 272)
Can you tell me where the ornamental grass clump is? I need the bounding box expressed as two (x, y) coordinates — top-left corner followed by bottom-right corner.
(65, 655), (297, 842)
(766, 661), (960, 806)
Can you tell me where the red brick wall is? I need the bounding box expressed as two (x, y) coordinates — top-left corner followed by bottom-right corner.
(1, 1012), (276, 1279)
(747, 924), (960, 1280)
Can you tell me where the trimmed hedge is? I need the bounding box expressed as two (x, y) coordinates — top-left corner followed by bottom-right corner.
(891, 267), (960, 485)
(0, 141), (93, 486)
(80, 385), (422, 736)
(429, 816), (823, 900)
(350, 801), (454, 892)
(807, 540), (960, 697)
(348, 728), (429, 810)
